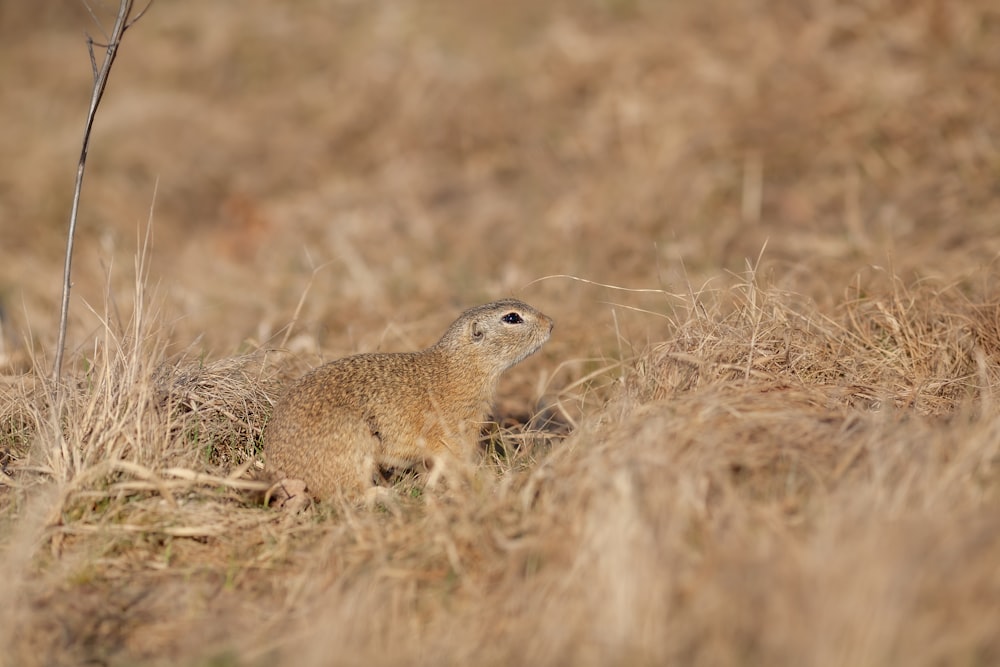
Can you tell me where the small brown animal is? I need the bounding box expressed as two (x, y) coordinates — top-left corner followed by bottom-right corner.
(264, 298), (553, 503)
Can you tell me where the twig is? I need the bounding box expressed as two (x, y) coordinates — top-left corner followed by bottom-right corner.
(52, 0), (155, 385)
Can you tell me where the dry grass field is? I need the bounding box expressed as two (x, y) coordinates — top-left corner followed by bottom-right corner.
(2, 0), (999, 665)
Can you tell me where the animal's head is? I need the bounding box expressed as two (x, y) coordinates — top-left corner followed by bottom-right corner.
(438, 298), (553, 374)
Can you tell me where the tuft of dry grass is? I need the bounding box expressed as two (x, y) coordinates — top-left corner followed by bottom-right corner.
(3, 265), (998, 667)
(634, 265), (994, 415)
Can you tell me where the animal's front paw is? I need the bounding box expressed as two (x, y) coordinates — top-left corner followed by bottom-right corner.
(265, 478), (312, 513)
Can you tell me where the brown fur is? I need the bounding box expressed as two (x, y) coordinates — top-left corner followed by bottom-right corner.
(264, 299), (553, 499)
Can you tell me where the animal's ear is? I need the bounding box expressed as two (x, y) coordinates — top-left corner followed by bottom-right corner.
(471, 320), (485, 340)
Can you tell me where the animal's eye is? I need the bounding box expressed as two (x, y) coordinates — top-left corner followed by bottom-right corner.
(502, 312), (523, 324)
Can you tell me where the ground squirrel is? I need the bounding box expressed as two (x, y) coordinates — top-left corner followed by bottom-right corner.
(264, 298), (553, 503)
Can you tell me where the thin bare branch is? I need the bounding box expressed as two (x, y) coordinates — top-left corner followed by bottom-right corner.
(86, 36), (98, 82)
(53, 0), (154, 386)
(126, 0), (157, 29)
(80, 0), (109, 43)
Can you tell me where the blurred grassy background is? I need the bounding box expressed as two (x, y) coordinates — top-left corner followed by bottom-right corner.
(2, 0), (998, 365)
